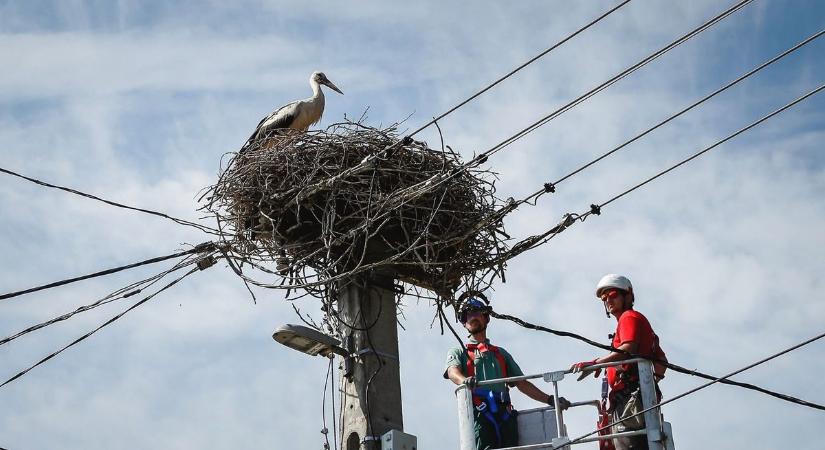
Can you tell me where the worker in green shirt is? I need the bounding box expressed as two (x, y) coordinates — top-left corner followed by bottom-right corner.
(445, 296), (570, 449)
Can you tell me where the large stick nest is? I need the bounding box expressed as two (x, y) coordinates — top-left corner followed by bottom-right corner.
(202, 120), (508, 301)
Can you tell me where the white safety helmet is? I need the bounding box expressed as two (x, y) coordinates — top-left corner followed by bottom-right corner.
(595, 274), (633, 298)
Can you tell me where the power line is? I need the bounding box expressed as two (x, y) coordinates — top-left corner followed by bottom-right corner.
(478, 0), (756, 162)
(598, 82), (825, 210)
(325, 0), (755, 218)
(330, 355), (338, 450)
(404, 0), (633, 139)
(321, 357), (334, 450)
(286, 1), (636, 205)
(0, 253), (217, 389)
(324, 0), (631, 170)
(0, 242), (216, 301)
(276, 1), (756, 282)
(0, 254), (201, 347)
(494, 81), (825, 265)
(422, 27), (824, 259)
(0, 166), (218, 234)
(554, 329), (825, 449)
(528, 27), (825, 203)
(491, 311), (825, 411)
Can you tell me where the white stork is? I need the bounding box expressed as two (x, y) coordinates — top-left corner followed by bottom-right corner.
(240, 71), (343, 152)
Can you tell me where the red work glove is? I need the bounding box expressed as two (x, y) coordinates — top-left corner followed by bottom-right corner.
(570, 359), (601, 381)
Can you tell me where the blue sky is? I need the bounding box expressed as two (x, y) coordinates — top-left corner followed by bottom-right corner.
(1, 1), (824, 449)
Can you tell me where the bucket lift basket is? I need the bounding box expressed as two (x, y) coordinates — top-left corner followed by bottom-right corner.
(454, 359), (676, 450)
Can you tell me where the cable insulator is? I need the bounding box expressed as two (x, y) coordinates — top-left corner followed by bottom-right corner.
(475, 154), (488, 165)
(544, 182), (555, 193)
(196, 255), (217, 271)
(590, 204), (601, 215)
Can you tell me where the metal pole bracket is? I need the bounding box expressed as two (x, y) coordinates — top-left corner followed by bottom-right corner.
(543, 370), (566, 383)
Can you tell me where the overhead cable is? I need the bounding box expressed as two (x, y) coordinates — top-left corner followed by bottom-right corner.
(261, 1), (754, 286)
(321, 357), (334, 450)
(496, 81), (825, 264)
(287, 1), (634, 202)
(331, 0), (756, 213)
(269, 1), (756, 286)
(598, 82), (825, 210)
(404, 0), (633, 139)
(530, 27), (825, 203)
(0, 254), (201, 347)
(491, 311), (825, 411)
(0, 166), (218, 234)
(0, 242), (216, 301)
(0, 253), (217, 389)
(428, 27), (824, 251)
(478, 0), (756, 161)
(553, 330), (825, 449)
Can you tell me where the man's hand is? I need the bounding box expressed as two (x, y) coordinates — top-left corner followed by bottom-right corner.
(546, 395), (572, 410)
(570, 359), (601, 381)
(462, 376), (478, 389)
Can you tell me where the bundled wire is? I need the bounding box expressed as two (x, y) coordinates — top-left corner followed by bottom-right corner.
(0, 252), (204, 347)
(491, 310), (825, 411)
(0, 251), (218, 389)
(321, 357), (335, 450)
(0, 242), (216, 302)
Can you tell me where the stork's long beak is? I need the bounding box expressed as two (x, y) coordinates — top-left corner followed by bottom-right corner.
(323, 79), (343, 95)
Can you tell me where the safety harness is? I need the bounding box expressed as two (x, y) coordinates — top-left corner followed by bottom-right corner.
(598, 374), (616, 450)
(466, 342), (513, 445)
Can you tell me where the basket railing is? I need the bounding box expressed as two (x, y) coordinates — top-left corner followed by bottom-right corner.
(455, 358), (668, 450)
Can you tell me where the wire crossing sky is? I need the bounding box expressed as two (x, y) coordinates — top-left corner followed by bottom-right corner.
(0, 1), (823, 450)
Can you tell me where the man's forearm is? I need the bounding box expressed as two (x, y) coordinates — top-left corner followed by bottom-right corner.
(447, 366), (466, 386)
(597, 342), (637, 364)
(516, 380), (550, 403)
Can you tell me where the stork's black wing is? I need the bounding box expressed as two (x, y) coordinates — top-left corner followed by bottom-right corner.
(239, 101), (299, 153)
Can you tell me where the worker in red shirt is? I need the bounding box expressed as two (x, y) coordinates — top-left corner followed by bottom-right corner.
(571, 274), (667, 450)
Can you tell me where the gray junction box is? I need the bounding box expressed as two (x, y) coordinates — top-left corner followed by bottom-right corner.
(381, 429), (417, 450)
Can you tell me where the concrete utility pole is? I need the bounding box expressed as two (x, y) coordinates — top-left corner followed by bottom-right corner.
(337, 271), (403, 450)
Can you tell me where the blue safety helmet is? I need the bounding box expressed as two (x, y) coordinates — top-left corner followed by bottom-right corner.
(458, 296), (492, 324)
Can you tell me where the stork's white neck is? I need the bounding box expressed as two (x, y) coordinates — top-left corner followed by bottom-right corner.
(310, 78), (324, 100)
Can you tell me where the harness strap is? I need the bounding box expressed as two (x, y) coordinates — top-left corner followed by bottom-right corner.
(465, 342), (512, 446)
(465, 342), (508, 379)
(464, 342), (510, 445)
(472, 388), (512, 446)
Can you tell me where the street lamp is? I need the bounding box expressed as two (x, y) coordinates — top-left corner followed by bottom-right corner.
(272, 324), (348, 357)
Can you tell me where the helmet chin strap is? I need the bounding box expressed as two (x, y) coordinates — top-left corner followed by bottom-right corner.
(604, 302), (610, 318)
